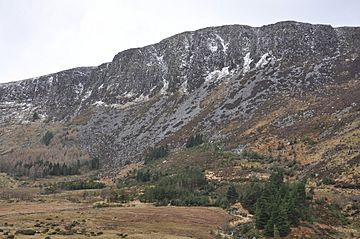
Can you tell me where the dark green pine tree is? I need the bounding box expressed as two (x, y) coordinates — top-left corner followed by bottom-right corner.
(53, 163), (60, 175)
(264, 215), (275, 237)
(255, 196), (269, 229)
(226, 184), (239, 204)
(269, 169), (284, 189)
(286, 192), (300, 226)
(62, 163), (68, 175)
(276, 202), (291, 237)
(273, 225), (281, 239)
(294, 180), (306, 206)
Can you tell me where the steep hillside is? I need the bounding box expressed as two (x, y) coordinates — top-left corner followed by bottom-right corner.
(0, 21), (359, 183)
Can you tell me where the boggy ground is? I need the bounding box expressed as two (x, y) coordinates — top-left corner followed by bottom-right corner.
(0, 200), (232, 239)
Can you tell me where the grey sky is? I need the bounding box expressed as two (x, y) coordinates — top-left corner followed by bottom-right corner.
(0, 0), (359, 83)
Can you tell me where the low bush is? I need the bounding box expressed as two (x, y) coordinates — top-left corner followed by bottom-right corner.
(186, 134), (204, 148)
(42, 131), (54, 146)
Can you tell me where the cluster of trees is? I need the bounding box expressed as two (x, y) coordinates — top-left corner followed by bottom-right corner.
(144, 145), (169, 164)
(43, 180), (106, 194)
(242, 149), (273, 162)
(136, 169), (151, 182)
(48, 162), (80, 176)
(245, 171), (309, 237)
(58, 180), (106, 190)
(135, 169), (165, 183)
(226, 184), (239, 204)
(99, 188), (131, 203)
(185, 134), (204, 148)
(12, 160), (81, 178)
(8, 156), (102, 179)
(141, 168), (211, 206)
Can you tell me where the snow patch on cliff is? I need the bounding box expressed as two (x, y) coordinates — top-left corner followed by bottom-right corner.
(215, 34), (228, 53)
(74, 82), (84, 94)
(82, 90), (92, 101)
(124, 91), (135, 98)
(180, 79), (188, 94)
(93, 101), (105, 106)
(256, 53), (270, 68)
(48, 76), (54, 85)
(113, 93), (150, 109)
(208, 39), (218, 52)
(243, 53), (253, 74)
(160, 78), (169, 94)
(205, 66), (230, 84)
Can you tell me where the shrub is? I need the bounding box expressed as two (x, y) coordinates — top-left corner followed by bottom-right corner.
(32, 112), (40, 121)
(214, 196), (229, 209)
(303, 137), (317, 146)
(136, 169), (151, 182)
(242, 150), (270, 161)
(315, 197), (327, 205)
(226, 184), (239, 204)
(322, 177), (335, 185)
(327, 203), (350, 225)
(15, 229), (36, 235)
(93, 202), (110, 208)
(42, 131), (54, 146)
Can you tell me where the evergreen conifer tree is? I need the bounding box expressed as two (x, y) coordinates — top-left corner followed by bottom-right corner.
(276, 202), (291, 237)
(255, 196), (269, 229)
(226, 184), (239, 204)
(264, 216), (274, 237)
(273, 225), (281, 239)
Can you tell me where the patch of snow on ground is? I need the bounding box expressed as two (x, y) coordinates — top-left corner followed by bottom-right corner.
(75, 82), (84, 94)
(155, 55), (165, 68)
(205, 67), (230, 83)
(160, 78), (169, 94)
(111, 93), (150, 109)
(124, 91), (135, 98)
(256, 53), (270, 68)
(208, 39), (218, 52)
(2, 101), (16, 105)
(134, 93), (149, 103)
(243, 53), (253, 74)
(180, 79), (188, 94)
(98, 84), (104, 90)
(150, 85), (157, 92)
(215, 34), (229, 53)
(82, 90), (92, 101)
(48, 76), (53, 85)
(93, 101), (106, 106)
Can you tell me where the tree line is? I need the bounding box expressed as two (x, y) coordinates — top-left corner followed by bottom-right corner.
(238, 170), (309, 237)
(140, 167), (211, 206)
(6, 156), (101, 178)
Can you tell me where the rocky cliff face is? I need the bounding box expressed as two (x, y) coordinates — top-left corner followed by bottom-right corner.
(1, 21), (360, 175)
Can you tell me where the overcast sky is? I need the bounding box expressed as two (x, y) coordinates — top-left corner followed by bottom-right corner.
(0, 0), (359, 83)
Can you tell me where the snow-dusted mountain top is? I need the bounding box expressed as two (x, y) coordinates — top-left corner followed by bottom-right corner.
(1, 21), (359, 121)
(0, 21), (359, 167)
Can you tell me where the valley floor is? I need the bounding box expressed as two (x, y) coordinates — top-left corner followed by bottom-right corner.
(0, 201), (232, 239)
